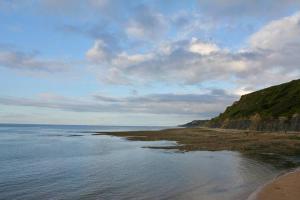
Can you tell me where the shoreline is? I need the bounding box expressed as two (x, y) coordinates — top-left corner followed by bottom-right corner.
(94, 127), (300, 168)
(248, 168), (300, 200)
(95, 127), (300, 200)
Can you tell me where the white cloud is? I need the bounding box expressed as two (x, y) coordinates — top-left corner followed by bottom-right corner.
(188, 37), (219, 55)
(86, 40), (112, 63)
(126, 21), (148, 39)
(112, 52), (154, 67)
(197, 0), (300, 19)
(0, 49), (70, 72)
(245, 11), (300, 79)
(233, 87), (254, 96)
(3, 0), (300, 125)
(125, 5), (168, 40)
(249, 12), (300, 50)
(86, 11), (300, 89)
(87, 37), (249, 84)
(0, 91), (237, 118)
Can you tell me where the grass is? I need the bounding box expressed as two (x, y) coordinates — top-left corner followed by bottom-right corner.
(94, 127), (300, 168)
(212, 79), (300, 121)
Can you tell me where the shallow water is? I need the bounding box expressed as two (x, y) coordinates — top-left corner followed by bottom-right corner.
(0, 124), (281, 200)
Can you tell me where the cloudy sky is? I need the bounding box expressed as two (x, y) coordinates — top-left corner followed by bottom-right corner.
(0, 0), (300, 125)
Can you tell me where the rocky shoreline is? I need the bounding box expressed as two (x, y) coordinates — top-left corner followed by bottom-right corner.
(94, 127), (300, 168)
(95, 127), (300, 199)
(206, 113), (300, 132)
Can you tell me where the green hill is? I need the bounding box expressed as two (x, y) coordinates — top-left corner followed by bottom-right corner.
(216, 79), (300, 119)
(179, 120), (209, 127)
(201, 79), (300, 131)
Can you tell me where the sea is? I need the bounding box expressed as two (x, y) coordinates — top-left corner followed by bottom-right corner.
(0, 124), (282, 200)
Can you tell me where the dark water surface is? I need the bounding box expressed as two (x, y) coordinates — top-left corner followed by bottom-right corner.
(0, 124), (282, 200)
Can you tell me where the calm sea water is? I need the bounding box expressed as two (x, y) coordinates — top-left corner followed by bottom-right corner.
(0, 124), (281, 200)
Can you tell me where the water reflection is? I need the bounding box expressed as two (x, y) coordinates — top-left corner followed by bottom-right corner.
(0, 125), (282, 200)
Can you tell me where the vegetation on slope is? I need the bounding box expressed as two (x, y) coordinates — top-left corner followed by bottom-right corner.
(206, 79), (300, 131)
(215, 79), (300, 120)
(179, 120), (209, 127)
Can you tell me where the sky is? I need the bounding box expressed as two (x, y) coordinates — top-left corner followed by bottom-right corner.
(0, 0), (300, 126)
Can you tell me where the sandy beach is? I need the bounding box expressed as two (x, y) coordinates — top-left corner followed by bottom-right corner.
(255, 169), (300, 200)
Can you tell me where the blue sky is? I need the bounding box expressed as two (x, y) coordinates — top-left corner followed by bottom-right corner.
(1, 0), (300, 125)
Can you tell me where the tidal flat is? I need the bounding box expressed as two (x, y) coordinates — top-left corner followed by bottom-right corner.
(94, 127), (300, 168)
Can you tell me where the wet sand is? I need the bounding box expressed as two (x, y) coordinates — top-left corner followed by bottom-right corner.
(95, 127), (300, 199)
(94, 127), (300, 167)
(255, 169), (300, 200)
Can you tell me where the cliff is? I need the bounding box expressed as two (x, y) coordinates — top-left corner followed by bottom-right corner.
(192, 79), (300, 132)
